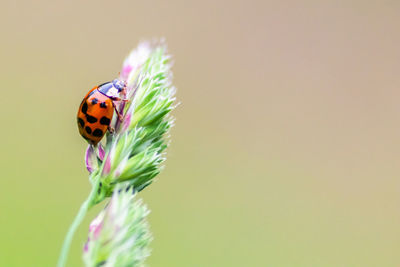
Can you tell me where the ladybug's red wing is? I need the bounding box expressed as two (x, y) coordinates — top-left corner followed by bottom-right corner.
(77, 90), (114, 145)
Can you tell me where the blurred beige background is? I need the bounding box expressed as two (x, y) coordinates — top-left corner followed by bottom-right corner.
(0, 1), (399, 266)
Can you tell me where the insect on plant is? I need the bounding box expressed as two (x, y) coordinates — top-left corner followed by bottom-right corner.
(77, 79), (128, 145)
(57, 41), (176, 267)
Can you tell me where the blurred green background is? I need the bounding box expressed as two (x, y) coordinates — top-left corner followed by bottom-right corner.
(1, 1), (400, 266)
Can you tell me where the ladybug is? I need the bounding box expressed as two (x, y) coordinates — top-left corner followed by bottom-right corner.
(77, 79), (127, 145)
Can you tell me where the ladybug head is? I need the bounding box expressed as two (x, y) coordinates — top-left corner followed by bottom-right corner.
(112, 79), (126, 92)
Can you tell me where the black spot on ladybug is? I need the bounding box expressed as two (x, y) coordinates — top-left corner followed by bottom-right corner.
(81, 102), (88, 114)
(78, 118), (84, 127)
(91, 98), (98, 105)
(85, 126), (92, 134)
(100, 102), (107, 108)
(100, 116), (111, 125)
(92, 129), (103, 137)
(86, 114), (98, 123)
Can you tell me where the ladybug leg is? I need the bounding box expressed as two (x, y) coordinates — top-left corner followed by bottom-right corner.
(117, 113), (124, 121)
(113, 104), (124, 122)
(112, 96), (129, 102)
(111, 98), (130, 122)
(108, 126), (115, 133)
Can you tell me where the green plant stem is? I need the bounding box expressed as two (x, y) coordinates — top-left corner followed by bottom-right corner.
(57, 175), (100, 267)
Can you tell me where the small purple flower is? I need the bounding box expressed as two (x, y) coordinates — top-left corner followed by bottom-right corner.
(85, 145), (96, 173)
(122, 112), (132, 132)
(102, 155), (111, 176)
(121, 42), (152, 81)
(97, 144), (105, 161)
(120, 65), (132, 80)
(83, 213), (104, 253)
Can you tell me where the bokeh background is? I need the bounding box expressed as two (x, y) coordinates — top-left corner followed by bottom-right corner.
(1, 1), (399, 266)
